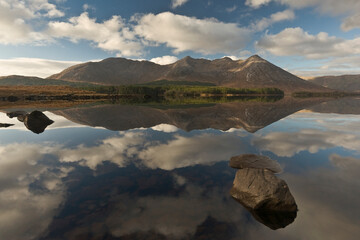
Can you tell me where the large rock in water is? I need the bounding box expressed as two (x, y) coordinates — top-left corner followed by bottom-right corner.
(24, 111), (54, 134)
(230, 168), (297, 229)
(229, 154), (282, 173)
(230, 168), (297, 211)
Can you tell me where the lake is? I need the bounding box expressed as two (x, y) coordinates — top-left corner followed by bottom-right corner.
(0, 97), (359, 240)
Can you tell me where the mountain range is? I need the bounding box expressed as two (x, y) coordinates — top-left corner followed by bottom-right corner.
(309, 75), (360, 92)
(48, 55), (328, 93)
(4, 55), (359, 93)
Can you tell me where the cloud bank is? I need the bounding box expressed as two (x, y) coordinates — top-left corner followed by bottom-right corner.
(134, 12), (251, 55)
(0, 58), (82, 78)
(256, 27), (360, 59)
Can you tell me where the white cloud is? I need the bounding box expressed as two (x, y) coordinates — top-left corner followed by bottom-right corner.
(150, 56), (179, 65)
(285, 55), (360, 77)
(138, 133), (248, 170)
(282, 0), (360, 15)
(0, 143), (68, 240)
(247, 0), (360, 14)
(247, 0), (360, 32)
(0, 0), (63, 44)
(56, 130), (250, 171)
(134, 12), (251, 55)
(47, 12), (143, 57)
(252, 9), (295, 31)
(0, 58), (82, 78)
(58, 132), (144, 169)
(171, 0), (189, 9)
(253, 129), (360, 157)
(321, 55), (360, 71)
(245, 0), (272, 8)
(342, 13), (360, 31)
(83, 3), (95, 12)
(151, 123), (179, 132)
(226, 5), (237, 13)
(256, 27), (360, 59)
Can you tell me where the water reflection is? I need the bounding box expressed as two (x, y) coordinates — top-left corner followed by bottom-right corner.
(0, 123), (13, 128)
(7, 110), (54, 134)
(0, 97), (360, 239)
(52, 97), (326, 132)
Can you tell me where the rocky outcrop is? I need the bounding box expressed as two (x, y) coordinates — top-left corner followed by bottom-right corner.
(229, 154), (282, 173)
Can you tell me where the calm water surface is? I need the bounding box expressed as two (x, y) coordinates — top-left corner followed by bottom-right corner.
(0, 97), (359, 240)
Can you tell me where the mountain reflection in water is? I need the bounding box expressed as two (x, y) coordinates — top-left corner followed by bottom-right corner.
(0, 97), (359, 239)
(52, 97), (327, 133)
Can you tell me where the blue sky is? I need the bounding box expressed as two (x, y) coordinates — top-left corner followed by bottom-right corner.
(0, 0), (360, 77)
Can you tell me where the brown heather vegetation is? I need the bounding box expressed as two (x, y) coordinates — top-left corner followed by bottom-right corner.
(0, 86), (93, 96)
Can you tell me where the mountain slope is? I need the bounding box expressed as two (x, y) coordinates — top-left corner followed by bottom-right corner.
(49, 55), (329, 93)
(309, 74), (360, 92)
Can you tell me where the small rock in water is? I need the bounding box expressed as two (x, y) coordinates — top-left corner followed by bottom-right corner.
(7, 111), (27, 118)
(229, 154), (282, 173)
(0, 123), (14, 128)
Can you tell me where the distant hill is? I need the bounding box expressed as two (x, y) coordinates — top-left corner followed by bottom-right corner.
(49, 55), (329, 93)
(309, 74), (360, 92)
(0, 75), (94, 87)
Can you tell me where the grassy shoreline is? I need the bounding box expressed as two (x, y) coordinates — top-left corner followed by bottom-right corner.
(0, 85), (284, 100)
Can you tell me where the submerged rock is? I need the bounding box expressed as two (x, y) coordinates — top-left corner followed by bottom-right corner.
(230, 168), (297, 229)
(229, 154), (282, 173)
(24, 111), (54, 134)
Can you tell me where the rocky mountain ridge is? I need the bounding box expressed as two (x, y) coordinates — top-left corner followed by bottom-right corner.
(49, 55), (329, 93)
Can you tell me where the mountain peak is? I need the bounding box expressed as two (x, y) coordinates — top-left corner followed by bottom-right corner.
(181, 56), (194, 61)
(220, 57), (234, 61)
(247, 55), (265, 62)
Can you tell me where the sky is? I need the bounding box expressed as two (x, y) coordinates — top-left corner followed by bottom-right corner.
(1, 0), (360, 78)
